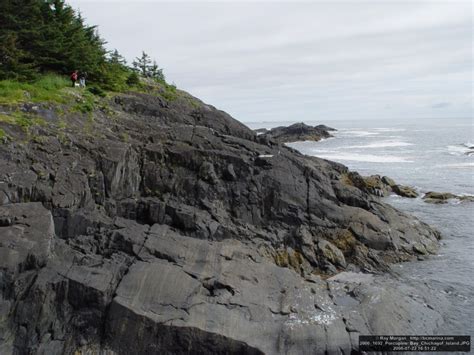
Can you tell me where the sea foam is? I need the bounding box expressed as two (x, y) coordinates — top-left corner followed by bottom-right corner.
(345, 140), (414, 149)
(313, 152), (413, 163)
(447, 143), (474, 156)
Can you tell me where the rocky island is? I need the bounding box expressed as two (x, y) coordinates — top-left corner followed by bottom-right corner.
(255, 122), (336, 143)
(0, 83), (447, 354)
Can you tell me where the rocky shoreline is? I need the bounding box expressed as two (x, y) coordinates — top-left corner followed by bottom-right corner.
(343, 172), (474, 204)
(0, 89), (448, 354)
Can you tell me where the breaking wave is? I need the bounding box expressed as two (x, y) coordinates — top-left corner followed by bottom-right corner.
(313, 152), (413, 163)
(345, 140), (413, 149)
(447, 143), (474, 156)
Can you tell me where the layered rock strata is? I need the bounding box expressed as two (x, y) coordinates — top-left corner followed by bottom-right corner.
(0, 90), (444, 354)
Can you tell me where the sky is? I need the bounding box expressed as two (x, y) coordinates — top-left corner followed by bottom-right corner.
(68, 0), (473, 124)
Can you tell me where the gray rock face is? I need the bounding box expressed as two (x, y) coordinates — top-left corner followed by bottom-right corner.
(0, 203), (54, 274)
(0, 91), (444, 354)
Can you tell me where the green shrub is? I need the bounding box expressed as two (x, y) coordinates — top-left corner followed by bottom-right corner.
(126, 72), (140, 86)
(74, 101), (95, 113)
(88, 86), (106, 97)
(73, 91), (96, 114)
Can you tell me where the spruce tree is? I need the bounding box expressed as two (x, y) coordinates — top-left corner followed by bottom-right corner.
(0, 0), (168, 90)
(0, 0), (110, 81)
(150, 60), (165, 81)
(109, 49), (127, 65)
(132, 51), (152, 77)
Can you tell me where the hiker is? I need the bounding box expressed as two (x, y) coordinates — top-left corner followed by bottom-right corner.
(70, 70), (78, 87)
(79, 71), (87, 88)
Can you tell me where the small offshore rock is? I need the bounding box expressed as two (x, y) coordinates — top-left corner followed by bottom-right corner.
(257, 122), (335, 143)
(381, 176), (396, 187)
(392, 184), (419, 198)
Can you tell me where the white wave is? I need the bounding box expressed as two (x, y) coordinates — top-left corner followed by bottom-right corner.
(372, 128), (407, 132)
(447, 144), (474, 156)
(291, 137), (335, 144)
(435, 163), (474, 169)
(312, 152), (414, 163)
(458, 193), (474, 198)
(338, 130), (380, 137)
(345, 140), (413, 149)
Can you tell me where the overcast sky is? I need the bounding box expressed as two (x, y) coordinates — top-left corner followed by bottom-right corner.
(68, 0), (472, 123)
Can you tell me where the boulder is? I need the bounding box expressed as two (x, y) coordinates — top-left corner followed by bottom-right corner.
(392, 184), (419, 198)
(381, 175), (396, 187)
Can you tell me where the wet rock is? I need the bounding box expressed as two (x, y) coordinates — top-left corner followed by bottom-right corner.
(423, 191), (457, 204)
(381, 175), (396, 187)
(392, 184), (419, 198)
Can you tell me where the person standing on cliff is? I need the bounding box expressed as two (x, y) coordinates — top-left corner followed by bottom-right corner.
(79, 71), (87, 88)
(70, 70), (78, 87)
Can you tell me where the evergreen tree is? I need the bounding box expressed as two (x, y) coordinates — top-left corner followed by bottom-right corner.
(0, 0), (169, 90)
(132, 52), (166, 81)
(149, 60), (165, 81)
(0, 0), (110, 82)
(109, 49), (127, 65)
(0, 0), (42, 79)
(126, 72), (140, 86)
(132, 51), (152, 77)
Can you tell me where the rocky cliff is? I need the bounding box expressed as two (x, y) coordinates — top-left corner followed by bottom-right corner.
(0, 86), (445, 354)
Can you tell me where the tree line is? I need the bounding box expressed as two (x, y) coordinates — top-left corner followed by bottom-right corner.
(0, 0), (167, 90)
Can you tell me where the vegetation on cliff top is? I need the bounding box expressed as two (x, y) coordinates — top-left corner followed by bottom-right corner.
(0, 0), (172, 93)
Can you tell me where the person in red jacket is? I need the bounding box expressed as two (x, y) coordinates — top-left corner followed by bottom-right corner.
(70, 70), (78, 87)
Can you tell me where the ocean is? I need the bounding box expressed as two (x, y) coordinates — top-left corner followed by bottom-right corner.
(248, 117), (474, 337)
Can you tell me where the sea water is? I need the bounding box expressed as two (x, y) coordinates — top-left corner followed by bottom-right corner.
(248, 117), (473, 337)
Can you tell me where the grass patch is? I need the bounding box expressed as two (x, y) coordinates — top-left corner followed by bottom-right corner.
(120, 131), (129, 142)
(74, 100), (95, 113)
(56, 118), (69, 145)
(0, 74), (71, 105)
(88, 86), (106, 97)
(127, 79), (179, 102)
(72, 90), (96, 114)
(0, 112), (47, 133)
(159, 81), (178, 101)
(0, 128), (11, 143)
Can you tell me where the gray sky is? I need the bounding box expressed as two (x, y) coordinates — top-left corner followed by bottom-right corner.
(69, 0), (472, 123)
